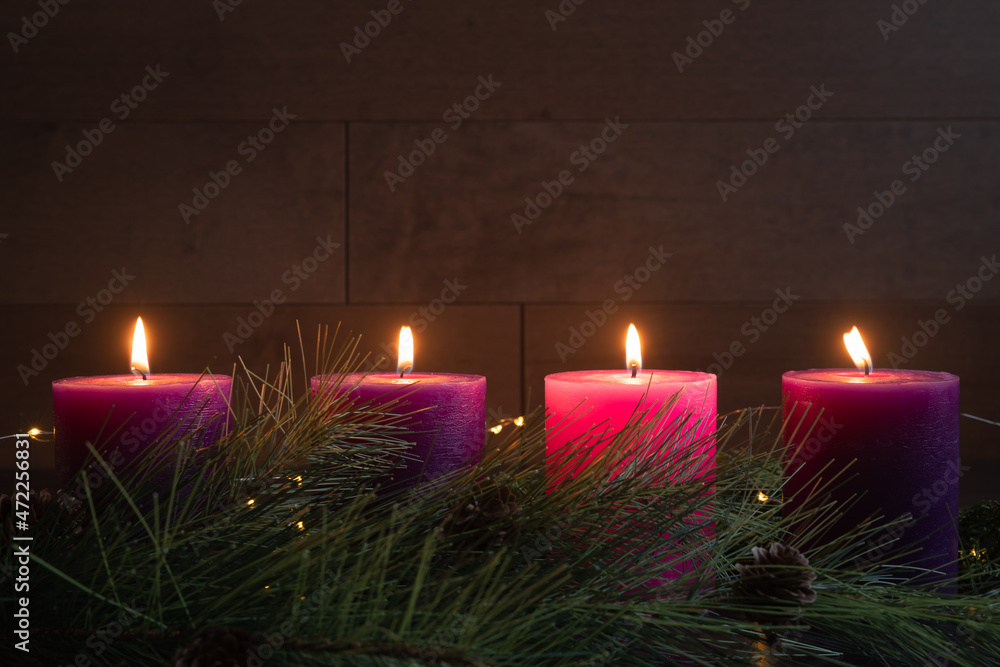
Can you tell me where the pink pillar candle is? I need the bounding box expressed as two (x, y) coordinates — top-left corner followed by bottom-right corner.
(545, 370), (717, 485)
(546, 365), (717, 585)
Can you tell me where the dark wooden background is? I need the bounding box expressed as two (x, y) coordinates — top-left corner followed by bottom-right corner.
(2, 1), (998, 503)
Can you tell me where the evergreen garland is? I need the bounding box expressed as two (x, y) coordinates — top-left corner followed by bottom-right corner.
(2, 328), (999, 666)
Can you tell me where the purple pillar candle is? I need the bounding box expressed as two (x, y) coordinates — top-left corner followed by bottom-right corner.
(52, 318), (232, 487)
(782, 367), (960, 583)
(311, 326), (486, 489)
(53, 374), (233, 484)
(311, 373), (486, 487)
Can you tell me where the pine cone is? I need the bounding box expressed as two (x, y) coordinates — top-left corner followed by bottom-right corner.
(32, 489), (54, 522)
(441, 484), (521, 548)
(237, 476), (272, 502)
(0, 494), (10, 544)
(0, 489), (61, 550)
(733, 543), (817, 625)
(0, 489), (55, 523)
(481, 486), (519, 521)
(173, 626), (256, 667)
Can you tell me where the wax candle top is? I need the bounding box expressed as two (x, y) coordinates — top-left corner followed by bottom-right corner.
(53, 374), (228, 388)
(785, 369), (958, 386)
(317, 372), (482, 387)
(547, 370), (714, 387)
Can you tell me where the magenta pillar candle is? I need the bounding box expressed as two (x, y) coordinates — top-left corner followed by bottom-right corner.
(782, 369), (960, 582)
(53, 374), (233, 485)
(311, 372), (486, 488)
(545, 369), (717, 584)
(545, 370), (717, 485)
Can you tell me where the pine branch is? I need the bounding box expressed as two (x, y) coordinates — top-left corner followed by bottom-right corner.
(3, 326), (1000, 666)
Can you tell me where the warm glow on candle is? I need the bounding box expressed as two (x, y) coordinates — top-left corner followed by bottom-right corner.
(131, 317), (149, 379)
(626, 324), (642, 376)
(843, 326), (872, 376)
(397, 326), (414, 377)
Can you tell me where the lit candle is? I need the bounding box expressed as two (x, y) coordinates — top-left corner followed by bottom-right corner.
(782, 326), (960, 584)
(545, 324), (717, 486)
(311, 326), (486, 489)
(53, 317), (233, 486)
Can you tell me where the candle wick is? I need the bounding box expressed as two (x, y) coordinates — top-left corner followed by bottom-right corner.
(141, 371), (147, 381)
(863, 359), (871, 377)
(399, 371), (405, 379)
(630, 364), (638, 379)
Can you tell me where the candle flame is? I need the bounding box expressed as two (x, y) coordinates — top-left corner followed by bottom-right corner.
(626, 324), (642, 375)
(131, 317), (149, 379)
(397, 326), (414, 377)
(843, 326), (872, 375)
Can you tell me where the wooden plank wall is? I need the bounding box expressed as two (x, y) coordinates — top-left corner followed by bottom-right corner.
(2, 1), (999, 501)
